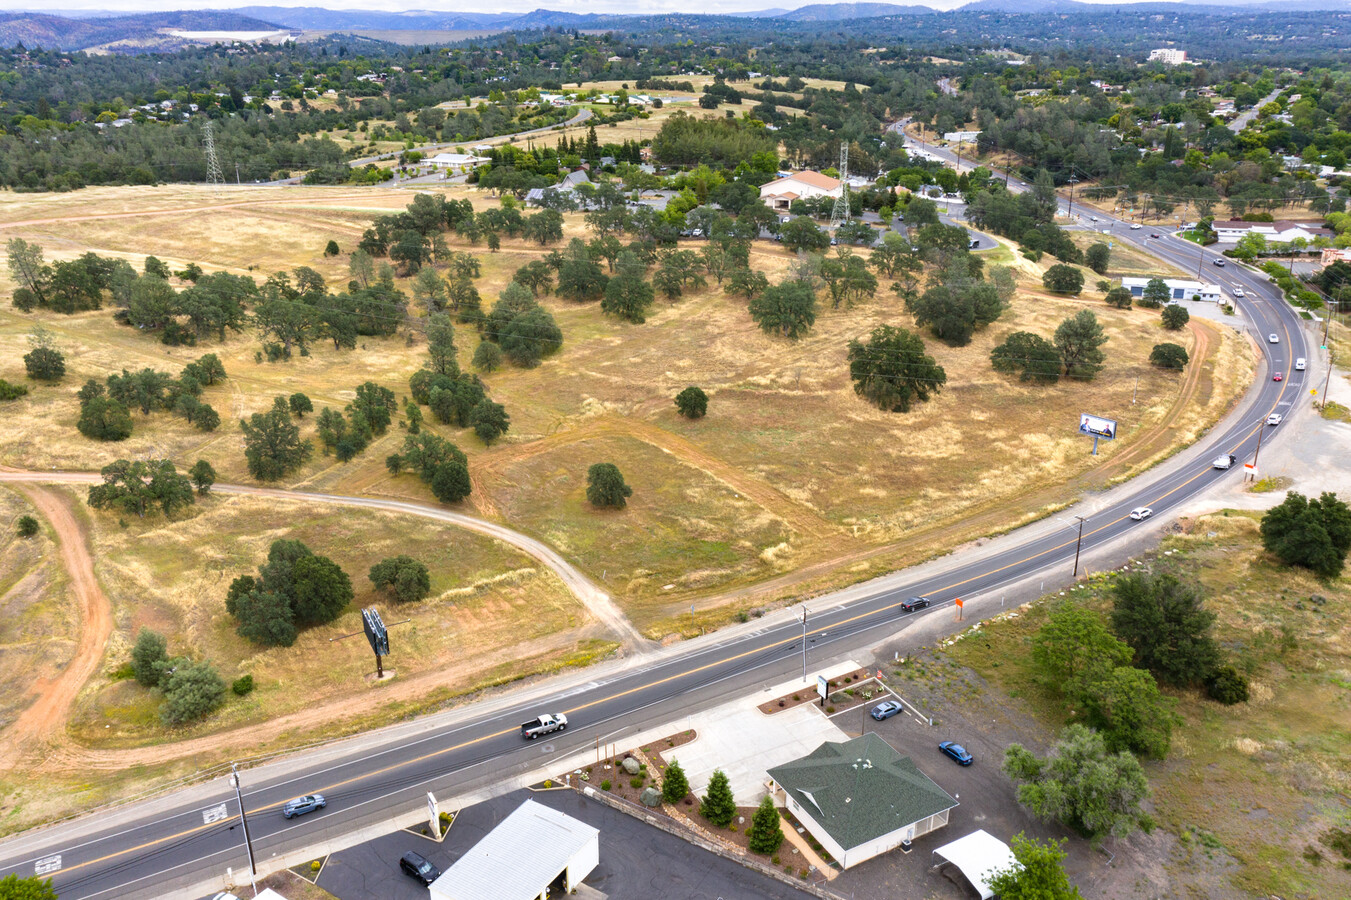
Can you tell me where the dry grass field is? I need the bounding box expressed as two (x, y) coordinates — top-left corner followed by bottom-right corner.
(0, 184), (1251, 641)
(943, 512), (1351, 900)
(68, 492), (587, 746)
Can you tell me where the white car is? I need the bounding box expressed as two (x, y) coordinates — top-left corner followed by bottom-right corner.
(1233, 287), (1244, 298)
(1129, 507), (1153, 521)
(1268, 334), (1279, 344)
(1295, 357), (1306, 371)
(1130, 223), (1142, 230)
(1267, 413), (1283, 426)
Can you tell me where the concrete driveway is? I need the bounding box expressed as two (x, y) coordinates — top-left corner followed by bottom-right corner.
(667, 662), (856, 805)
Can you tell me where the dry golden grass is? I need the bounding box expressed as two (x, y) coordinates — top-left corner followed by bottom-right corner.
(0, 185), (1252, 628)
(68, 493), (586, 744)
(0, 488), (76, 730)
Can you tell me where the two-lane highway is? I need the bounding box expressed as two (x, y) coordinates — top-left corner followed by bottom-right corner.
(0, 144), (1316, 900)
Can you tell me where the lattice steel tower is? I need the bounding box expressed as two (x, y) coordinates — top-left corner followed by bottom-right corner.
(829, 143), (850, 228)
(202, 119), (225, 192)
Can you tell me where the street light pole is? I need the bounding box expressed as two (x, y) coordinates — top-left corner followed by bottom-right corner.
(230, 763), (258, 895)
(1072, 515), (1087, 578)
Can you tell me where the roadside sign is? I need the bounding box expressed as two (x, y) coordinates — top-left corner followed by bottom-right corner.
(955, 598), (964, 608)
(817, 675), (828, 701)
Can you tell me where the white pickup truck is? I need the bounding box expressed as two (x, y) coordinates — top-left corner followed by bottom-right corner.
(520, 714), (568, 740)
(1212, 454), (1237, 470)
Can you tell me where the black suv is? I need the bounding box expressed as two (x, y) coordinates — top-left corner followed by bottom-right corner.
(400, 850), (441, 886)
(901, 597), (931, 612)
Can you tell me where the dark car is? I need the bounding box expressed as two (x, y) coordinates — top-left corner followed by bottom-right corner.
(400, 850), (441, 886)
(871, 700), (903, 721)
(939, 741), (974, 766)
(281, 794), (326, 819)
(901, 597), (931, 612)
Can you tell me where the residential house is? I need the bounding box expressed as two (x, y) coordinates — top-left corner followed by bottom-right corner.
(1212, 219), (1335, 245)
(759, 171), (842, 211)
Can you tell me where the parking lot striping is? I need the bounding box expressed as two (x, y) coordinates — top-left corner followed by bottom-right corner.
(30, 303), (1301, 888)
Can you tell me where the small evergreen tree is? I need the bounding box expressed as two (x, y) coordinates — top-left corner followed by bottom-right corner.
(748, 795), (784, 854)
(662, 758), (690, 803)
(1161, 304), (1190, 330)
(131, 628), (169, 688)
(159, 659), (227, 726)
(1149, 343), (1189, 369)
(700, 769), (737, 827)
(16, 515), (39, 538)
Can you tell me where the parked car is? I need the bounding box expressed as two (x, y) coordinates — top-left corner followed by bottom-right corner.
(1213, 258), (1226, 267)
(1273, 372), (1283, 382)
(1267, 413), (1283, 426)
(1295, 357), (1306, 371)
(968, 238), (980, 249)
(400, 851), (441, 886)
(1268, 334), (1279, 344)
(939, 741), (973, 766)
(282, 794), (326, 819)
(901, 597), (931, 612)
(1129, 507), (1153, 521)
(871, 700), (904, 721)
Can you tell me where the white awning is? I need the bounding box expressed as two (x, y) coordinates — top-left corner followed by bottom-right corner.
(931, 830), (1018, 900)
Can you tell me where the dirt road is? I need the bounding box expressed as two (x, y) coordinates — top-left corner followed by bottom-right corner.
(0, 484), (112, 770)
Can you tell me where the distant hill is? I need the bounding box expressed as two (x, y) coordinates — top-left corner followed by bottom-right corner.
(778, 2), (937, 18)
(230, 7), (522, 32)
(0, 10), (284, 51)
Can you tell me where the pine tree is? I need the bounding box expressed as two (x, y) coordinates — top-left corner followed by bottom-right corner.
(700, 769), (736, 827)
(662, 758), (689, 803)
(748, 795), (784, 854)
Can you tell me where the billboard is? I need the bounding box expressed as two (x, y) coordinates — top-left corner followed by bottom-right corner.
(1078, 414), (1118, 440)
(362, 607), (390, 657)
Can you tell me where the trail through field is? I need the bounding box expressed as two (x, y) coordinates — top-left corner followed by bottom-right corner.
(0, 484), (112, 771)
(0, 469), (648, 653)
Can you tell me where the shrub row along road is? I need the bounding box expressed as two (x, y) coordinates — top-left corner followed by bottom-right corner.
(0, 186), (1314, 900)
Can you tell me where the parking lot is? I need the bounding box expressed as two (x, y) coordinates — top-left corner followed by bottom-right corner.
(313, 789), (817, 900)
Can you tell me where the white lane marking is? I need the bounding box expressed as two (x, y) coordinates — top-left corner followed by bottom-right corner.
(202, 804), (228, 825)
(35, 854), (61, 875)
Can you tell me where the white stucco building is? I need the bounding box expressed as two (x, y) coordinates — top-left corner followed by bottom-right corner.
(1121, 277), (1223, 302)
(1212, 219), (1335, 245)
(1148, 48), (1188, 65)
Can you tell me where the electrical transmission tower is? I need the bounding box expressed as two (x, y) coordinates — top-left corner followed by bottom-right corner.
(829, 143), (851, 229)
(201, 119), (225, 192)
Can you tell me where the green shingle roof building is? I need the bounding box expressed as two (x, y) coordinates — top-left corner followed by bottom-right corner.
(767, 733), (958, 869)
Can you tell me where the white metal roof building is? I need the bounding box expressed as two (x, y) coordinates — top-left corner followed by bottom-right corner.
(1120, 276), (1223, 303)
(428, 799), (599, 900)
(931, 830), (1019, 899)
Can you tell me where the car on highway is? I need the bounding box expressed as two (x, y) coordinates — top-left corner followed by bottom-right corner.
(1233, 287), (1245, 298)
(871, 700), (904, 721)
(1129, 507), (1153, 521)
(1130, 223), (1142, 230)
(1295, 357), (1306, 371)
(1267, 413), (1283, 426)
(281, 794), (326, 819)
(1269, 334), (1280, 344)
(400, 850), (441, 886)
(1149, 232), (1161, 238)
(901, 597), (931, 612)
(939, 741), (973, 766)
(1212, 454), (1237, 470)
(1213, 258), (1226, 267)
(1273, 372), (1283, 382)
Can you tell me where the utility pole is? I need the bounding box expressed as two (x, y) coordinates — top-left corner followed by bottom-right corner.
(1072, 515), (1086, 578)
(230, 763), (258, 895)
(1251, 418), (1265, 478)
(235, 162), (241, 185)
(1067, 175), (1079, 218)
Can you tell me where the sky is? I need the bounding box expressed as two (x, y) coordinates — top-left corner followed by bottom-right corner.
(1, 0), (1211, 16)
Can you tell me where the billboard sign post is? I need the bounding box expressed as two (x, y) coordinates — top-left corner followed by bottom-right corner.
(1078, 413), (1118, 456)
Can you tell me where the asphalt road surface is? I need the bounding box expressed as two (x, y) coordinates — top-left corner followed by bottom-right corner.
(0, 135), (1315, 900)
